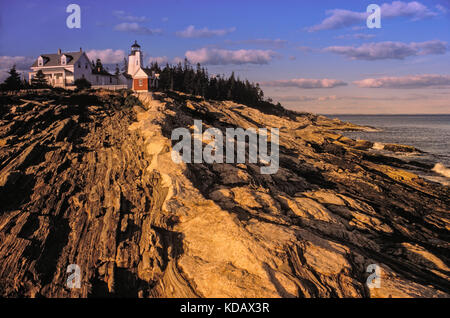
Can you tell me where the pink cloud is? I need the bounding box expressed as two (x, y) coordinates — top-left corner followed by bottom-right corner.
(86, 49), (126, 64)
(0, 56), (34, 69)
(354, 74), (450, 88)
(185, 48), (276, 65)
(325, 40), (447, 60)
(262, 78), (347, 89)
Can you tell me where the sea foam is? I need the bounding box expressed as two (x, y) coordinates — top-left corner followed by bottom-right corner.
(432, 163), (450, 178)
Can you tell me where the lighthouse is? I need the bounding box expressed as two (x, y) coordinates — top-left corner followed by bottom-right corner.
(126, 40), (159, 91)
(127, 40), (143, 76)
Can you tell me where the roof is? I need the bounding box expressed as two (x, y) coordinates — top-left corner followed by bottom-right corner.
(31, 51), (84, 68)
(131, 40), (141, 48)
(30, 68), (74, 74)
(132, 68), (159, 78)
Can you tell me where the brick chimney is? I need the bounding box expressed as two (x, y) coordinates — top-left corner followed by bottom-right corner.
(57, 48), (61, 55)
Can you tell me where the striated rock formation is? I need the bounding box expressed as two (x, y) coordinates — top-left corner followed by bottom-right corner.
(0, 90), (449, 298)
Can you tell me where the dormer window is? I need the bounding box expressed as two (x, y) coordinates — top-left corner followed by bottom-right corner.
(61, 55), (67, 65)
(38, 56), (44, 67)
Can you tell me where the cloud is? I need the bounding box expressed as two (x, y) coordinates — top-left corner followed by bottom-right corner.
(185, 48), (276, 65)
(273, 96), (347, 102)
(148, 56), (169, 65)
(86, 49), (126, 64)
(273, 93), (437, 103)
(335, 33), (377, 40)
(176, 25), (236, 38)
(113, 10), (147, 22)
(114, 23), (162, 35)
(297, 46), (313, 53)
(436, 4), (448, 13)
(274, 95), (349, 102)
(224, 38), (287, 49)
(354, 74), (450, 88)
(317, 95), (339, 101)
(381, 1), (438, 19)
(173, 57), (185, 64)
(308, 1), (439, 32)
(262, 78), (348, 89)
(325, 40), (447, 60)
(0, 56), (34, 69)
(308, 9), (367, 32)
(273, 96), (317, 102)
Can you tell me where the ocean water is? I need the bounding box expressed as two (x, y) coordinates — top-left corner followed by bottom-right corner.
(324, 114), (450, 185)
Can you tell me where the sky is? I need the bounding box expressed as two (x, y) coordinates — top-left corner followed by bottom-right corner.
(0, 0), (449, 114)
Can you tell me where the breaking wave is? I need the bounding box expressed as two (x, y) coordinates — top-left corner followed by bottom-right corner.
(432, 163), (450, 178)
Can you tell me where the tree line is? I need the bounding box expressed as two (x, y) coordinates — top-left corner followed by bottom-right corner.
(148, 59), (280, 108)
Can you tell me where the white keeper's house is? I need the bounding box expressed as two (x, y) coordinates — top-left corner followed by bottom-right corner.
(29, 41), (159, 91)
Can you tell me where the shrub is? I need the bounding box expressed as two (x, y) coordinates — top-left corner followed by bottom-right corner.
(74, 78), (92, 91)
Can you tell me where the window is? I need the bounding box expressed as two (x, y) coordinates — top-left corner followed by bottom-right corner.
(61, 55), (66, 65)
(78, 63), (81, 68)
(38, 56), (43, 67)
(85, 64), (87, 69)
(139, 79), (143, 86)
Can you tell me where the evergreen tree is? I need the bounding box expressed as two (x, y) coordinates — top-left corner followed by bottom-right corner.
(169, 66), (174, 90)
(2, 65), (22, 90)
(30, 70), (48, 88)
(149, 62), (161, 74)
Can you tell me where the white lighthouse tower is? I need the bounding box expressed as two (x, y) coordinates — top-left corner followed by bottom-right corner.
(127, 40), (143, 76)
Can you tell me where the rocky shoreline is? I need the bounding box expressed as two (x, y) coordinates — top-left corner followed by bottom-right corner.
(0, 90), (449, 298)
